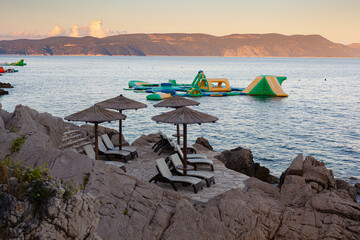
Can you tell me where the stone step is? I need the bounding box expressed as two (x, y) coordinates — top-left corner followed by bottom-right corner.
(59, 137), (89, 150)
(68, 141), (93, 152)
(61, 133), (82, 143)
(62, 129), (80, 137)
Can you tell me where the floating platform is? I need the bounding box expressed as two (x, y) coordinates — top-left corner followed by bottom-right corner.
(127, 71), (288, 100)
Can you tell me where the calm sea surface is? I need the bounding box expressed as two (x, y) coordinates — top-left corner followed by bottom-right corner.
(1, 56), (359, 179)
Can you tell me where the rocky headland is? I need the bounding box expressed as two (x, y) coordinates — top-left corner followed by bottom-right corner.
(0, 104), (359, 239)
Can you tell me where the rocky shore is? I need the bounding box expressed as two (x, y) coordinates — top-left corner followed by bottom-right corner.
(0, 82), (13, 96)
(0, 104), (359, 239)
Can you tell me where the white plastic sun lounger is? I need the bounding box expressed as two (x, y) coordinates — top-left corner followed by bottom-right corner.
(169, 154), (215, 187)
(83, 144), (126, 171)
(97, 137), (132, 162)
(101, 134), (138, 158)
(175, 144), (214, 171)
(149, 158), (203, 193)
(174, 143), (207, 159)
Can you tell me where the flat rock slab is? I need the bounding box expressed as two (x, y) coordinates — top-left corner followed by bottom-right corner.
(121, 143), (249, 203)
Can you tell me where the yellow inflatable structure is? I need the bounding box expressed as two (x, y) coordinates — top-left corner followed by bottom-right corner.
(242, 75), (288, 97)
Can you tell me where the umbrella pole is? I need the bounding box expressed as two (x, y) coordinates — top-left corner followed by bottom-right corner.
(176, 124), (180, 144)
(95, 123), (99, 160)
(183, 124), (187, 175)
(119, 110), (122, 150)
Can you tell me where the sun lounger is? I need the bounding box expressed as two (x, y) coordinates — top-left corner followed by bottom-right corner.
(174, 143), (207, 159)
(174, 144), (214, 171)
(101, 134), (138, 158)
(153, 134), (173, 155)
(149, 158), (203, 193)
(104, 161), (126, 172)
(97, 137), (132, 162)
(83, 145), (96, 159)
(169, 154), (215, 187)
(83, 145), (126, 171)
(153, 133), (196, 155)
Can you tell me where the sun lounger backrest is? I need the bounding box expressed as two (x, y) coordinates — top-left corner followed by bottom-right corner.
(156, 158), (172, 179)
(169, 154), (183, 167)
(97, 136), (108, 152)
(83, 145), (95, 160)
(175, 144), (184, 159)
(101, 134), (115, 149)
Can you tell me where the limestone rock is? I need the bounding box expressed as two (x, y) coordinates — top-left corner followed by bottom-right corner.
(336, 179), (357, 202)
(0, 89), (9, 95)
(132, 133), (161, 146)
(302, 156), (336, 190)
(5, 105), (64, 148)
(0, 82), (14, 88)
(0, 103), (5, 132)
(80, 124), (118, 139)
(111, 133), (129, 146)
(0, 177), (100, 239)
(195, 136), (213, 150)
(1, 105), (359, 240)
(215, 147), (279, 184)
(0, 105), (13, 125)
(280, 155), (357, 204)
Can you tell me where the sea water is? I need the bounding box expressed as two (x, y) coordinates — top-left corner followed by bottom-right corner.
(0, 56), (359, 179)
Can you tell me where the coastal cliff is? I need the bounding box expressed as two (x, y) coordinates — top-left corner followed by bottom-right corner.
(1, 33), (360, 57)
(0, 104), (359, 239)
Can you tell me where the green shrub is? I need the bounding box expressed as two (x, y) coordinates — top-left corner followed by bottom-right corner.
(62, 184), (74, 202)
(0, 158), (53, 203)
(10, 135), (26, 153)
(26, 180), (55, 206)
(82, 173), (90, 190)
(123, 208), (129, 216)
(10, 126), (18, 133)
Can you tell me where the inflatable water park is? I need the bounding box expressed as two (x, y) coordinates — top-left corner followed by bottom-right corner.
(127, 71), (288, 100)
(0, 59), (27, 67)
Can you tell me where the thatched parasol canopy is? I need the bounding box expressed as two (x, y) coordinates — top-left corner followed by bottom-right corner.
(65, 104), (126, 160)
(65, 104), (126, 123)
(153, 95), (200, 144)
(151, 106), (218, 125)
(153, 95), (200, 108)
(96, 94), (147, 150)
(152, 106), (218, 175)
(97, 94), (147, 111)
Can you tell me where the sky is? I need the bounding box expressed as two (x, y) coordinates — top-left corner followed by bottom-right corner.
(0, 0), (359, 44)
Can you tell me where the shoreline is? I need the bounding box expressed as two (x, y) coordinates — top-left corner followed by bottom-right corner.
(1, 54), (359, 59)
(0, 104), (359, 239)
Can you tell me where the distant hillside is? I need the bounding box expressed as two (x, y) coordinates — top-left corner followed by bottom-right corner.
(0, 33), (360, 57)
(348, 43), (360, 49)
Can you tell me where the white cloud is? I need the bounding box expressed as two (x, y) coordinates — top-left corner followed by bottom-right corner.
(0, 20), (125, 40)
(69, 25), (80, 37)
(48, 25), (66, 37)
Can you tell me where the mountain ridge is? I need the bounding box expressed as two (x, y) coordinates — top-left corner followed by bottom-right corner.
(0, 33), (359, 57)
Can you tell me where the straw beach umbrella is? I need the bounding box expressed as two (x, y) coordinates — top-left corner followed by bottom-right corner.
(153, 95), (200, 144)
(152, 106), (218, 174)
(97, 94), (147, 150)
(65, 104), (126, 160)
